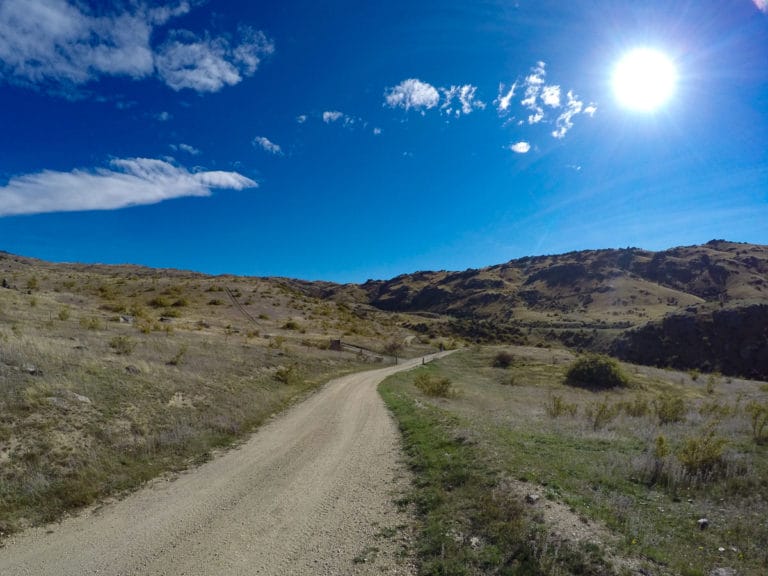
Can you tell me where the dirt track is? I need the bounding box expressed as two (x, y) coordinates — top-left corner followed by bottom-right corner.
(0, 355), (447, 575)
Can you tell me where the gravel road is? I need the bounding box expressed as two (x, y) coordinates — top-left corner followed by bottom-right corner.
(0, 355), (447, 575)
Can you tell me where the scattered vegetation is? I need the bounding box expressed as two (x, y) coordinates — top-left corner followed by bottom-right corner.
(382, 347), (768, 575)
(413, 370), (453, 398)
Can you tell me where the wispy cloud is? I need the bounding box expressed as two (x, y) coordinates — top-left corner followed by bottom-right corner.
(753, 0), (768, 13)
(296, 115), (308, 124)
(156, 27), (274, 93)
(253, 136), (282, 155)
(384, 78), (440, 113)
(496, 61), (597, 139)
(322, 110), (359, 128)
(0, 1), (273, 95)
(551, 90), (593, 139)
(441, 85), (485, 117)
(510, 142), (531, 154)
(323, 111), (344, 123)
(0, 158), (256, 217)
(171, 143), (201, 155)
(494, 83), (517, 114)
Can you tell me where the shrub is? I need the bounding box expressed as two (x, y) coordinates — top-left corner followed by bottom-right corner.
(654, 394), (686, 424)
(58, 307), (70, 321)
(492, 351), (514, 368)
(565, 354), (629, 390)
(148, 296), (171, 308)
(585, 398), (618, 430)
(274, 365), (301, 386)
(414, 372), (453, 397)
(282, 320), (300, 330)
(545, 394), (577, 418)
(109, 335), (136, 356)
(677, 427), (727, 479)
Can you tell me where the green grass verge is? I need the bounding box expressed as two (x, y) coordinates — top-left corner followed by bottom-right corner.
(380, 367), (616, 576)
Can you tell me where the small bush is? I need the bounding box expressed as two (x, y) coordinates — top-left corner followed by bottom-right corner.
(545, 394), (577, 418)
(565, 354), (629, 390)
(109, 335), (136, 356)
(79, 316), (101, 330)
(677, 427), (727, 479)
(414, 372), (453, 397)
(585, 398), (618, 430)
(58, 307), (70, 321)
(148, 296), (171, 308)
(492, 351), (514, 369)
(746, 401), (768, 444)
(654, 394), (686, 424)
(167, 345), (188, 366)
(274, 365), (301, 386)
(282, 320), (300, 330)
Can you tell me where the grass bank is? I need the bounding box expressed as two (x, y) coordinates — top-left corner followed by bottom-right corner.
(381, 347), (768, 575)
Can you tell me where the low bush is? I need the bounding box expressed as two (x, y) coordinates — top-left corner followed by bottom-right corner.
(654, 394), (686, 424)
(747, 401), (768, 444)
(414, 372), (453, 397)
(677, 427), (727, 480)
(492, 350), (514, 368)
(109, 335), (135, 356)
(565, 354), (629, 390)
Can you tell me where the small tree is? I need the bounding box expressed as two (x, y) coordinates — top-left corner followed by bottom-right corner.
(384, 339), (404, 364)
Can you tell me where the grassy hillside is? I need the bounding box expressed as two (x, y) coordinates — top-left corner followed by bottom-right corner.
(0, 252), (440, 532)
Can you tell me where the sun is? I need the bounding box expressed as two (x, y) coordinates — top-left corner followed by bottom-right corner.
(612, 48), (677, 112)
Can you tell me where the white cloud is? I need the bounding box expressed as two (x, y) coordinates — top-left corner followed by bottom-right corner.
(583, 104), (598, 117)
(753, 0), (768, 13)
(156, 27), (273, 92)
(0, 2), (273, 94)
(541, 85), (561, 107)
(171, 143), (200, 155)
(373, 127), (382, 135)
(441, 84), (485, 117)
(296, 115), (308, 124)
(0, 158), (256, 217)
(494, 82), (517, 114)
(253, 136), (282, 155)
(322, 111), (344, 123)
(384, 78), (440, 112)
(156, 111), (172, 122)
(551, 90), (584, 139)
(510, 141), (531, 154)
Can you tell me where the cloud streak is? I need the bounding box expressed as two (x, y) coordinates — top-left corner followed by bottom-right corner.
(253, 136), (282, 154)
(0, 158), (257, 217)
(0, 1), (273, 94)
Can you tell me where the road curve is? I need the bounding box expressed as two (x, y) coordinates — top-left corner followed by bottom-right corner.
(0, 354), (449, 575)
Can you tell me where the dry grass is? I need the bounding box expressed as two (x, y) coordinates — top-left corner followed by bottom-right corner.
(0, 254), (440, 533)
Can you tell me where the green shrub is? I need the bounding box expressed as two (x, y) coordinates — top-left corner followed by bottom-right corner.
(58, 307), (70, 321)
(677, 427), (726, 479)
(545, 394), (577, 418)
(565, 354), (629, 390)
(274, 365), (301, 386)
(492, 351), (514, 368)
(654, 394), (686, 424)
(414, 372), (453, 397)
(585, 398), (618, 430)
(746, 401), (768, 444)
(282, 320), (300, 330)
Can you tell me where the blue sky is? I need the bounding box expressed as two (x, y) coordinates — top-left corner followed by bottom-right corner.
(1, 0), (766, 282)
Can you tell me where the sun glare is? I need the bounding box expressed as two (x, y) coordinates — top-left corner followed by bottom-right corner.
(612, 48), (677, 112)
